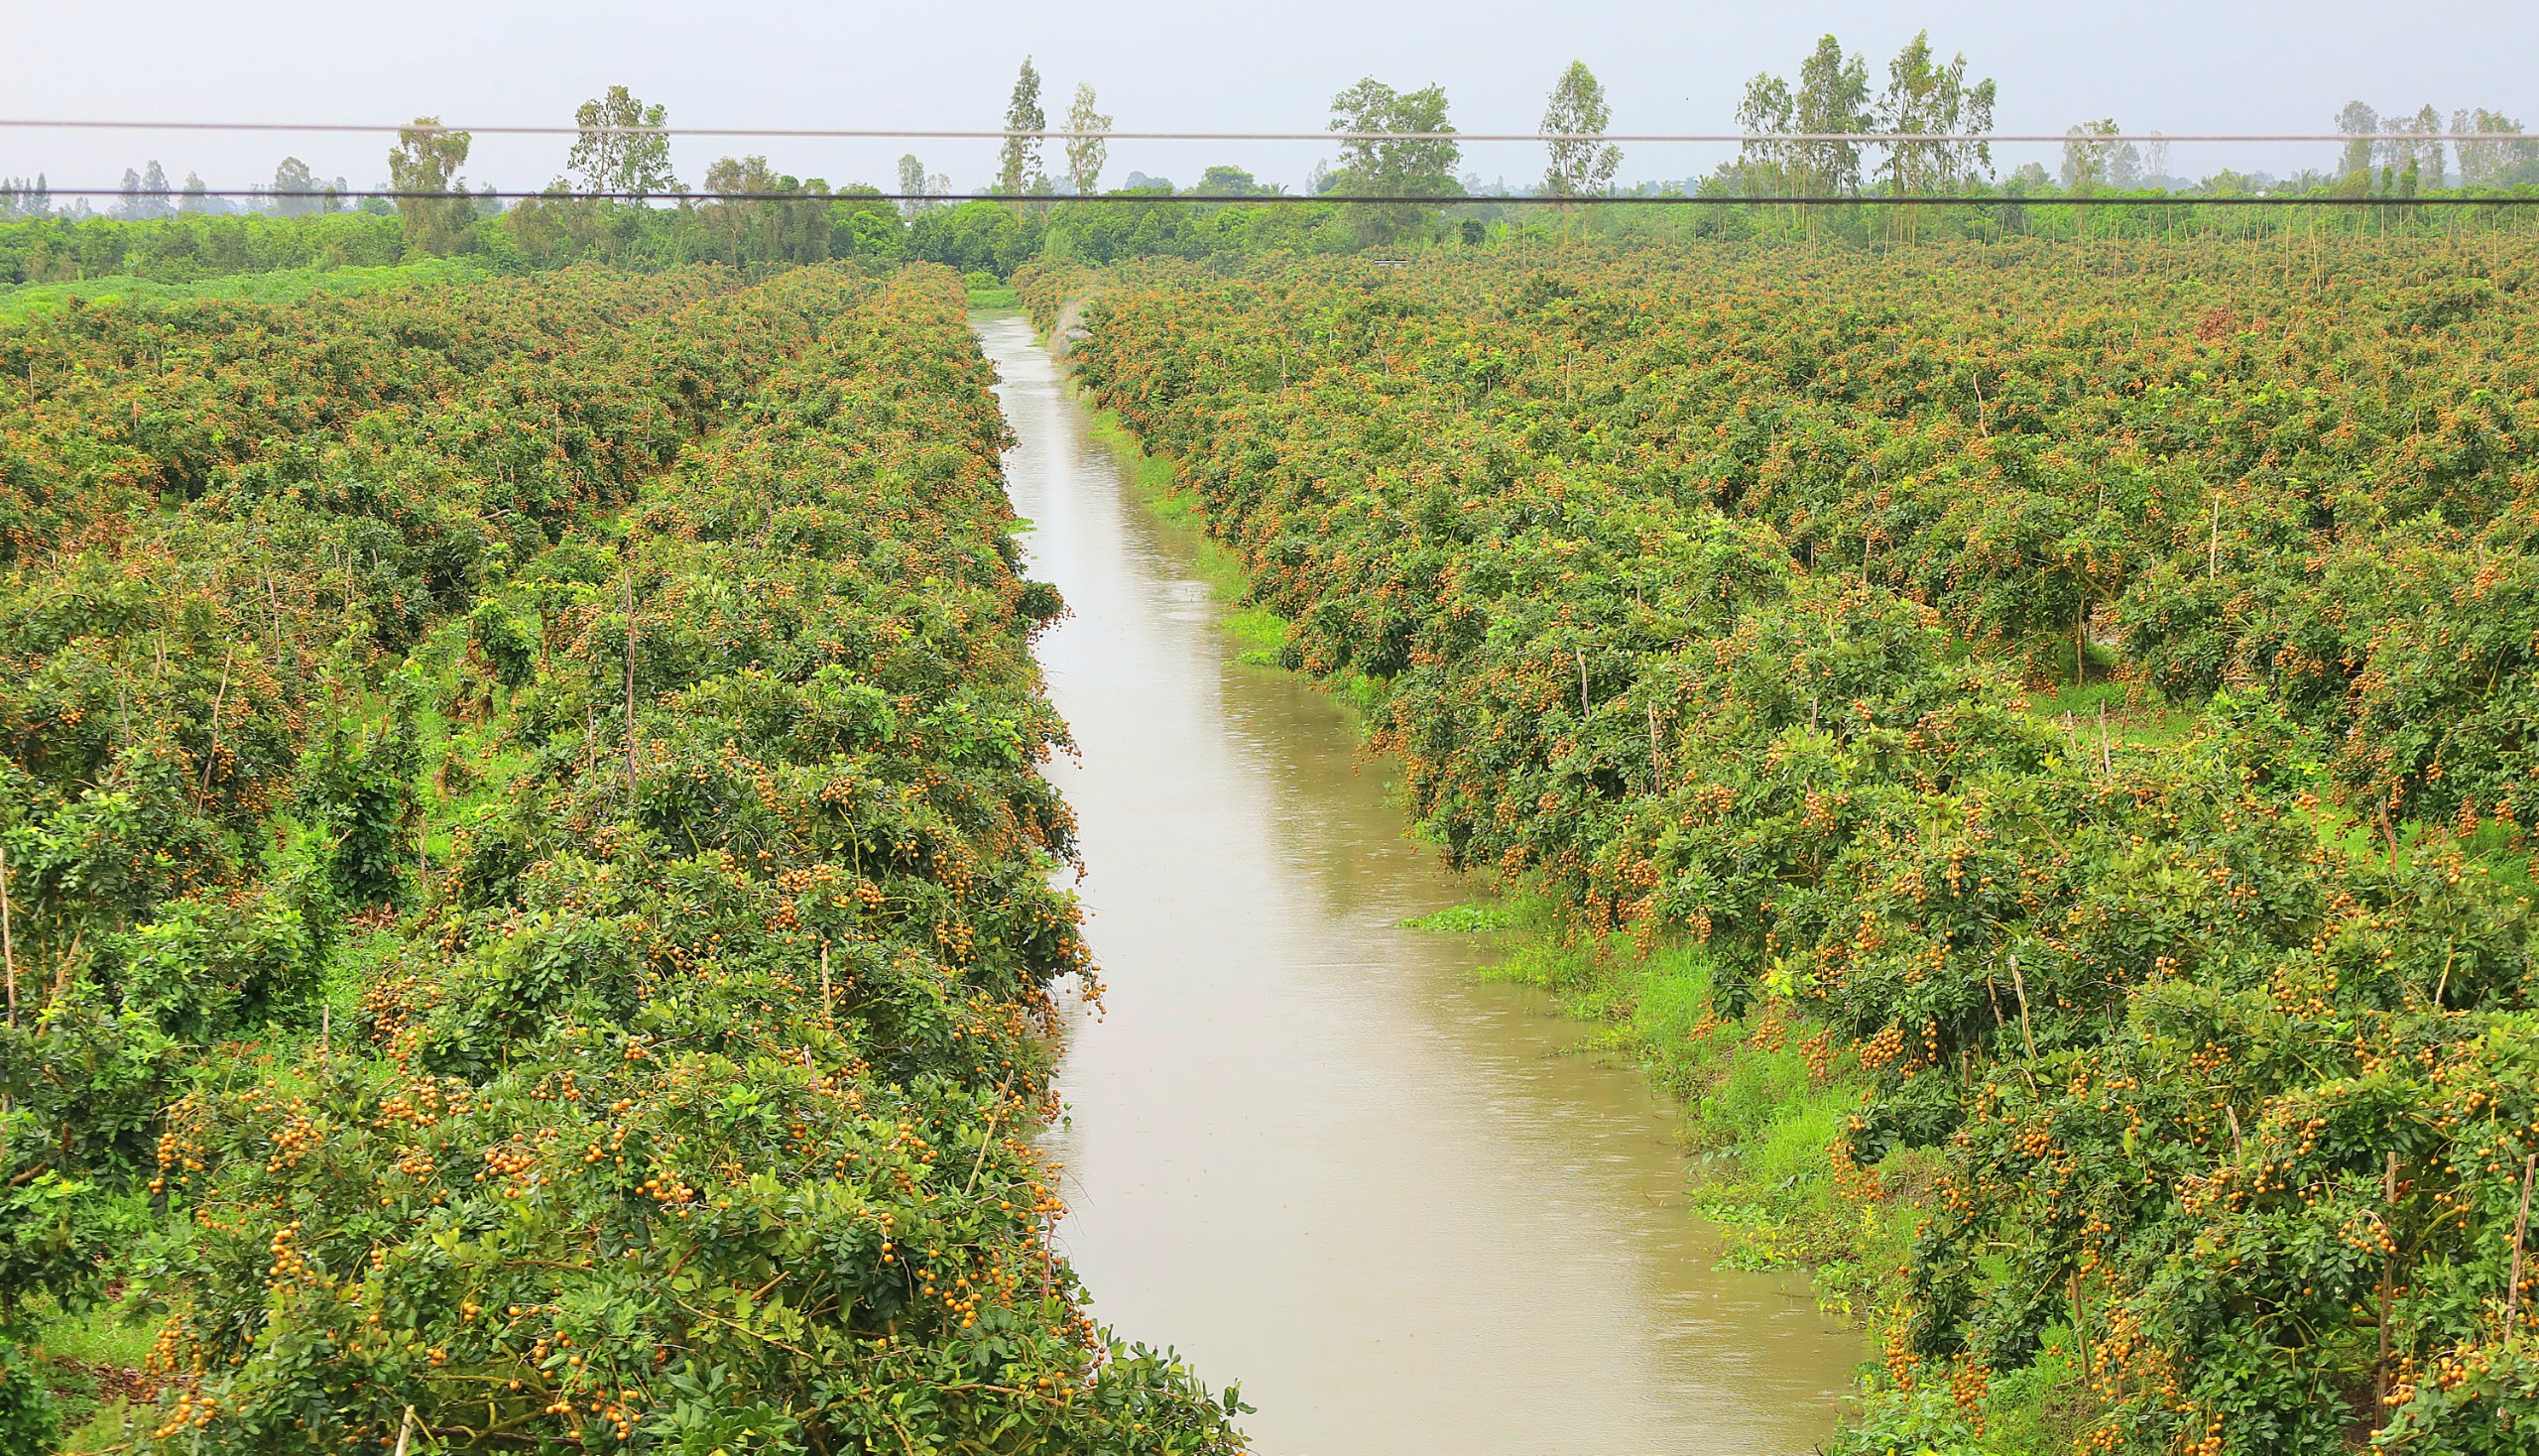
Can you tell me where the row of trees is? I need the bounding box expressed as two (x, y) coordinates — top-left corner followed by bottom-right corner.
(984, 58), (1115, 197)
(14, 56), (2539, 240)
(1734, 32), (1998, 196)
(2336, 101), (2538, 191)
(31, 161), (363, 221)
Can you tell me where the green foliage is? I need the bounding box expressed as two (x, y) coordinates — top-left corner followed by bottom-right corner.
(297, 706), (422, 910)
(0, 1344), (59, 1456)
(0, 212), (407, 291)
(109, 873), (328, 1042)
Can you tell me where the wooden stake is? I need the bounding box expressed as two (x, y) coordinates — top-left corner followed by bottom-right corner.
(198, 639), (237, 798)
(2097, 700), (2113, 775)
(2069, 1270), (2093, 1380)
(393, 1404), (416, 1456)
(1, 844), (14, 1029)
(819, 943), (832, 1015)
(1576, 647), (1590, 718)
(48, 927), (79, 1010)
(623, 563), (639, 802)
(2376, 1151), (2397, 1427)
(2508, 1153), (2536, 1342)
(2007, 955), (2039, 1062)
(2209, 494), (2220, 579)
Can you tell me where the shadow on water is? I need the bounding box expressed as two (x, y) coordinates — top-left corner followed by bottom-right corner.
(976, 310), (1862, 1456)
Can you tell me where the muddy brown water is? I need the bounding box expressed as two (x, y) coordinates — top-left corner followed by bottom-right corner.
(977, 313), (1862, 1455)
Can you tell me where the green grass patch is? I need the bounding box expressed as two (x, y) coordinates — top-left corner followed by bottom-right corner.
(1400, 901), (1522, 932)
(19, 1291), (159, 1449)
(0, 256), (487, 321)
(2020, 678), (2202, 752)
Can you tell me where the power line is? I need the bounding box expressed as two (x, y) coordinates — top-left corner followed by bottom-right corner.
(0, 119), (2532, 146)
(26, 187), (2539, 206)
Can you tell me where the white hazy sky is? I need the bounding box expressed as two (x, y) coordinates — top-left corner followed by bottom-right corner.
(7, 0), (2537, 199)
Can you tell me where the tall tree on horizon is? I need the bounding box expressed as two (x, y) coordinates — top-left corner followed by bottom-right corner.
(1734, 71), (1795, 209)
(2060, 118), (2142, 190)
(271, 157), (320, 216)
(566, 86), (679, 199)
(1874, 31), (1995, 198)
(388, 118), (475, 254)
(2392, 103), (2445, 189)
(897, 154), (929, 215)
(138, 161), (173, 219)
(1328, 76), (1462, 243)
(2454, 107), (2538, 187)
(998, 59), (1047, 196)
(2336, 101), (2378, 180)
(1065, 83), (1111, 196)
(1791, 36), (1871, 196)
(1540, 61), (1621, 199)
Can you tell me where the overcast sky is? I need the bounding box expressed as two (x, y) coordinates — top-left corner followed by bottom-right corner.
(8, 0), (2537, 199)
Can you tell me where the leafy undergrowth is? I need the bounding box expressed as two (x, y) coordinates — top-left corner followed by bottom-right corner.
(0, 256), (486, 321)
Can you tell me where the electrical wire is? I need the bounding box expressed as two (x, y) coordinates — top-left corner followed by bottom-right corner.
(0, 120), (2531, 146)
(21, 188), (2536, 207)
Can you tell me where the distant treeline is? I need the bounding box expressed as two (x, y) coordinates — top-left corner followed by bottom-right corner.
(8, 184), (2539, 297)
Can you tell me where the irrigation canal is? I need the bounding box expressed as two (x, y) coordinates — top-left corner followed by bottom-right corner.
(977, 312), (1862, 1455)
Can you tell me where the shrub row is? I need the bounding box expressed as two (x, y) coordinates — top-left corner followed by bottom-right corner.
(1040, 244), (2539, 1454)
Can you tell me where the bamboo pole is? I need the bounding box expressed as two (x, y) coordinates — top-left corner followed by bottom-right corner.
(2069, 1270), (2094, 1383)
(1, 844), (14, 1029)
(624, 564), (639, 801)
(2008, 955), (2039, 1062)
(2507, 1153), (2536, 1342)
(2376, 1151), (2397, 1428)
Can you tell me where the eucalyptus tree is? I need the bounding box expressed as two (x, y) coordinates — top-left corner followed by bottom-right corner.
(1874, 32), (1995, 197)
(271, 156), (319, 215)
(387, 118), (476, 253)
(999, 59), (1047, 196)
(1791, 36), (1871, 196)
(1066, 83), (1112, 195)
(567, 85), (678, 199)
(1540, 61), (1620, 199)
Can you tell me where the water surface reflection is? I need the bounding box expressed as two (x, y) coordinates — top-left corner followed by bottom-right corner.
(980, 312), (1860, 1455)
